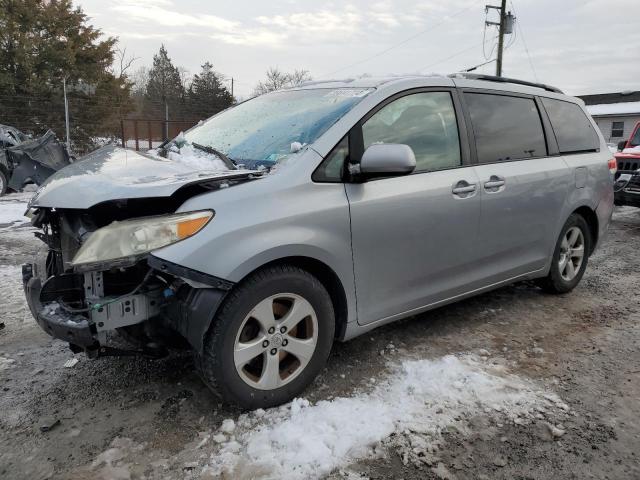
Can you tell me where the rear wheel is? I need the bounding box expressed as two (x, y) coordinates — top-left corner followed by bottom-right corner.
(537, 214), (591, 294)
(197, 265), (335, 409)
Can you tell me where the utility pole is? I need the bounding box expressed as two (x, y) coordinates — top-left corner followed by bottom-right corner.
(485, 0), (514, 77)
(231, 77), (234, 98)
(164, 101), (169, 141)
(63, 77), (71, 152)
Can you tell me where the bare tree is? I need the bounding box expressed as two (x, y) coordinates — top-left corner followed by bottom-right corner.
(113, 47), (139, 79)
(288, 69), (312, 87)
(130, 66), (149, 97)
(253, 67), (312, 96)
(178, 66), (192, 97)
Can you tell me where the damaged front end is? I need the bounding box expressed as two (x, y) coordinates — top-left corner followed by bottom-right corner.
(22, 197), (235, 358)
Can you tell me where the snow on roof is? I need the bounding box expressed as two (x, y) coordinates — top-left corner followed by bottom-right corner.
(586, 101), (640, 117)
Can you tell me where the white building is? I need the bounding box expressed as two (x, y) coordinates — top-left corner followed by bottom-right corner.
(579, 91), (640, 145)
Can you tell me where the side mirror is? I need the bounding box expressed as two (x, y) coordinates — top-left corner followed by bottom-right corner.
(618, 140), (628, 151)
(360, 144), (416, 177)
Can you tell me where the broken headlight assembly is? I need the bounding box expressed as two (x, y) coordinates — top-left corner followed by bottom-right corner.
(71, 210), (214, 267)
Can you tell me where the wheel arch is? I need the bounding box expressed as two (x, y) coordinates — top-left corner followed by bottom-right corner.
(233, 256), (350, 341)
(573, 205), (599, 255)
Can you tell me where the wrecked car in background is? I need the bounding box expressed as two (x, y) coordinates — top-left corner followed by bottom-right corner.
(0, 124), (29, 148)
(0, 127), (72, 196)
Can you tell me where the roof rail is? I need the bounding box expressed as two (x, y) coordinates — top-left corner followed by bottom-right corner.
(449, 73), (564, 94)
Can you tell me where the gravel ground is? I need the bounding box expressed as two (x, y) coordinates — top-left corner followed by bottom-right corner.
(0, 191), (638, 479)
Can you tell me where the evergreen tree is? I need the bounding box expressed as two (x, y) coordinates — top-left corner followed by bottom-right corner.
(188, 62), (233, 117)
(144, 45), (184, 118)
(0, 0), (132, 151)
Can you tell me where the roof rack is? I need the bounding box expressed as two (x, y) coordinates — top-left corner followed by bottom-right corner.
(449, 73), (564, 94)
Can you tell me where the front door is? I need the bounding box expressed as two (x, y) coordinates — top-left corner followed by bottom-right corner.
(345, 90), (482, 325)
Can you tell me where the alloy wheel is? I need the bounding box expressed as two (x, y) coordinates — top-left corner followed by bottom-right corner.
(558, 226), (585, 281)
(233, 293), (318, 390)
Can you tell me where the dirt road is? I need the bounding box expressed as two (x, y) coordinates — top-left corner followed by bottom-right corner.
(0, 192), (638, 479)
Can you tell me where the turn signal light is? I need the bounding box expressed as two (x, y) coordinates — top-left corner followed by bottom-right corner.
(608, 158), (617, 174)
(177, 216), (211, 239)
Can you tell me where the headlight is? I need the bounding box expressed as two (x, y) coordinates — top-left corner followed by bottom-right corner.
(71, 210), (213, 267)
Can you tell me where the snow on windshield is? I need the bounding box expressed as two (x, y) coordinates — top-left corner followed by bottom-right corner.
(147, 132), (232, 171)
(165, 143), (229, 171)
(183, 88), (372, 166)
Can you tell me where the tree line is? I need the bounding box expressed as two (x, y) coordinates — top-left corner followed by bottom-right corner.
(0, 0), (312, 153)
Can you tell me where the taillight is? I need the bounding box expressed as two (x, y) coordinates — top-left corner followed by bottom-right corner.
(608, 158), (617, 174)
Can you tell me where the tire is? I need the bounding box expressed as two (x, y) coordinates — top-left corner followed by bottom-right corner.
(197, 265), (335, 409)
(0, 170), (7, 196)
(536, 213), (591, 294)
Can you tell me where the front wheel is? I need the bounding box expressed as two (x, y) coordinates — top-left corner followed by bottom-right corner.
(197, 265), (335, 409)
(537, 213), (591, 294)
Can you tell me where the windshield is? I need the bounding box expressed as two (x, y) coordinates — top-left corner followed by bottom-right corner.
(181, 88), (372, 169)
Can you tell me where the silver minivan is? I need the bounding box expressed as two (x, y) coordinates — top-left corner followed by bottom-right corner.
(23, 74), (614, 408)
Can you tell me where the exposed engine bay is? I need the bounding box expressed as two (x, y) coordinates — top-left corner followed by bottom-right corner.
(21, 176), (252, 358)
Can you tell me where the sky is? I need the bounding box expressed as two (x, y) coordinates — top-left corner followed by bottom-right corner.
(75, 0), (640, 99)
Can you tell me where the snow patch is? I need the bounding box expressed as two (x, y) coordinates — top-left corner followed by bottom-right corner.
(0, 199), (29, 226)
(586, 101), (640, 116)
(0, 356), (16, 371)
(204, 355), (562, 480)
(622, 146), (640, 154)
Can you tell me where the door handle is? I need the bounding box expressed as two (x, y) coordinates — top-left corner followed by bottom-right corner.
(484, 180), (505, 188)
(452, 185), (476, 194)
(483, 175), (506, 192)
(452, 181), (477, 197)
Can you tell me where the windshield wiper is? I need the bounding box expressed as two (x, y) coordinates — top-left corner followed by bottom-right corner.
(191, 142), (237, 170)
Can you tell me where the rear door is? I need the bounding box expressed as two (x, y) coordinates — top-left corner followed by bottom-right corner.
(461, 90), (572, 283)
(345, 89), (483, 325)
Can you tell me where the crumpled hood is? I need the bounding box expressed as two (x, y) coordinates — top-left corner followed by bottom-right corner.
(29, 145), (257, 209)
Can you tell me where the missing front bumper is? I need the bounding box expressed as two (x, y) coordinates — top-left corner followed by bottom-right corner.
(23, 264), (97, 349)
(22, 258), (233, 355)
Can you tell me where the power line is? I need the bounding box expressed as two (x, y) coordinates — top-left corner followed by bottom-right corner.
(419, 36), (498, 72)
(319, 2), (480, 78)
(509, 0), (539, 82)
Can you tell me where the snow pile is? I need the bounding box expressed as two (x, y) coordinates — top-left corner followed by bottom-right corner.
(203, 354), (563, 479)
(586, 101), (640, 116)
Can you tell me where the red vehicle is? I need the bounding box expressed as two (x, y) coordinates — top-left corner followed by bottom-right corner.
(614, 121), (640, 207)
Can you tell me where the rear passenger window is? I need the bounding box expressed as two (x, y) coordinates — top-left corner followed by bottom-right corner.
(362, 92), (461, 173)
(541, 98), (599, 153)
(465, 93), (547, 163)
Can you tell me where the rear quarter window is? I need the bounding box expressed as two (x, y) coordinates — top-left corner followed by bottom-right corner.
(541, 98), (599, 153)
(465, 93), (547, 163)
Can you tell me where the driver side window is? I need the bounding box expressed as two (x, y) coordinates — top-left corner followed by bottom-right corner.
(362, 92), (461, 173)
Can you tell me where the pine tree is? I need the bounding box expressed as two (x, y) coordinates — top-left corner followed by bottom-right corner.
(144, 45), (184, 118)
(188, 62), (233, 118)
(0, 0), (132, 151)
